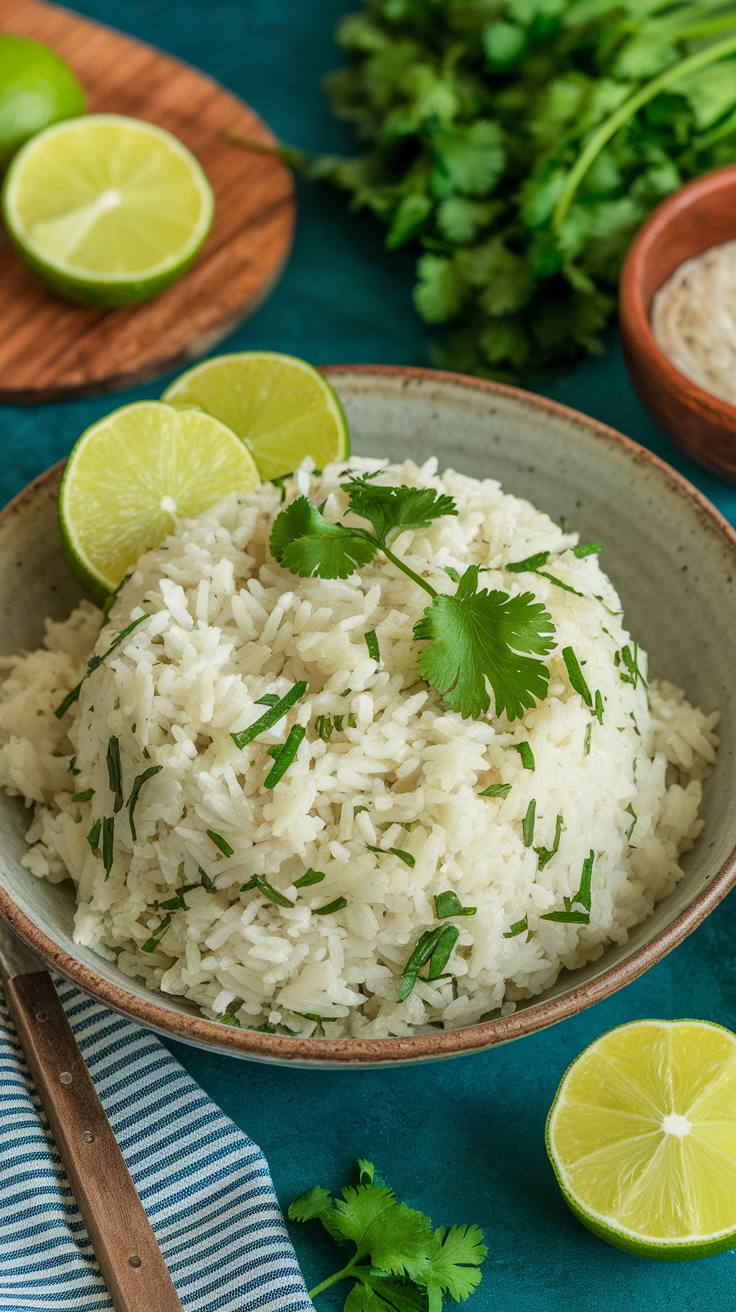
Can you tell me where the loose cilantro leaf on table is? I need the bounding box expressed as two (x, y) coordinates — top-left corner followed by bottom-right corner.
(228, 4), (736, 381)
(289, 1160), (486, 1307)
(271, 483), (556, 722)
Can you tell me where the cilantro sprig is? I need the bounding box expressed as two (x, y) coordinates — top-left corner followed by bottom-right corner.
(289, 1159), (486, 1309)
(271, 476), (555, 721)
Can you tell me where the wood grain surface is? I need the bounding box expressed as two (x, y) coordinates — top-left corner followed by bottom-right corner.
(0, 0), (295, 404)
(6, 969), (185, 1312)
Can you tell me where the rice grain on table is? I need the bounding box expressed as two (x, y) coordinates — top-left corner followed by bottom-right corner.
(0, 458), (718, 1037)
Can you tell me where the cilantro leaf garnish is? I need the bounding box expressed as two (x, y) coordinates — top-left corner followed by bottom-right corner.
(72, 788), (94, 803)
(540, 850), (595, 924)
(535, 814), (563, 871)
(294, 868), (325, 888)
(240, 874), (295, 908)
(365, 630), (380, 664)
(54, 614), (149, 718)
(479, 782), (511, 799)
(289, 1160), (486, 1305)
(207, 829), (234, 857)
(625, 803), (637, 841)
(127, 765), (163, 841)
(264, 723), (306, 787)
(367, 844), (416, 868)
(87, 819), (101, 852)
(271, 486), (555, 723)
(573, 543), (602, 559)
(106, 737), (124, 814)
(435, 891), (476, 919)
(615, 643), (648, 691)
(414, 566), (555, 721)
(270, 496), (378, 579)
(398, 924), (460, 1002)
(503, 916), (528, 938)
(562, 646), (592, 708)
(232, 681), (308, 749)
(514, 742), (535, 771)
(521, 800), (536, 848)
(312, 896), (348, 915)
(141, 912), (171, 953)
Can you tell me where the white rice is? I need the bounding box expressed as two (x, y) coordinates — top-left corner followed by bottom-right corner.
(0, 457), (718, 1038)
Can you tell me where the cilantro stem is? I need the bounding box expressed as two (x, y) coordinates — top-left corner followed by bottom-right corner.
(380, 544), (437, 599)
(553, 30), (736, 230)
(308, 1255), (361, 1299)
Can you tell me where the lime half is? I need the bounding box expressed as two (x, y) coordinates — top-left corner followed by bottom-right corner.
(162, 351), (349, 481)
(547, 1019), (736, 1260)
(2, 114), (213, 307)
(60, 401), (260, 604)
(0, 34), (85, 169)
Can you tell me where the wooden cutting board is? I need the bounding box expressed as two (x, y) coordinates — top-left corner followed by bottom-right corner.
(0, 0), (295, 403)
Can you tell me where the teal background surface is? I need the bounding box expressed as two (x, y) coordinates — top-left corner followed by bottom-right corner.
(3, 2), (736, 1307)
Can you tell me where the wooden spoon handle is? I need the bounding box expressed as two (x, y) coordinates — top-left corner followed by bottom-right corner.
(5, 970), (184, 1312)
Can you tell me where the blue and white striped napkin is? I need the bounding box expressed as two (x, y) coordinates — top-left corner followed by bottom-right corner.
(0, 977), (313, 1311)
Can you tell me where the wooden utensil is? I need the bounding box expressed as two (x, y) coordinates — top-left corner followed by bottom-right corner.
(0, 919), (184, 1312)
(0, 0), (295, 404)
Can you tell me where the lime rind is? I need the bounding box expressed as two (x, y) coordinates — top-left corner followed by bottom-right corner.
(2, 114), (214, 308)
(546, 1018), (736, 1261)
(60, 400), (260, 605)
(162, 351), (350, 482)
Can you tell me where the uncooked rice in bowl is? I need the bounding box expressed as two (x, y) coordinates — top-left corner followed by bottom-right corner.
(0, 458), (718, 1037)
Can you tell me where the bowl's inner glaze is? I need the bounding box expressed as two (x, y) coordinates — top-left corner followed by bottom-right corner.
(1, 369), (735, 1057)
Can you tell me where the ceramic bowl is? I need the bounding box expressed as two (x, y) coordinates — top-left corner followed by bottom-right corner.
(2, 365), (736, 1068)
(619, 164), (736, 482)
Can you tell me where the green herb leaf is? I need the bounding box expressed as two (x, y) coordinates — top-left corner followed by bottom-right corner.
(423, 1224), (487, 1304)
(240, 874), (295, 908)
(514, 742), (535, 771)
(315, 714), (334, 741)
(535, 813), (563, 870)
(344, 475), (457, 548)
(365, 630), (381, 663)
(522, 799), (536, 847)
(106, 737), (124, 814)
(198, 865), (216, 892)
(414, 565), (555, 721)
(584, 722), (592, 755)
(294, 868), (326, 888)
(367, 844), (416, 868)
(625, 802), (637, 840)
(232, 681), (308, 749)
(503, 916), (528, 938)
(572, 542), (602, 558)
(594, 689), (604, 725)
(270, 496), (377, 579)
(126, 765), (163, 842)
(562, 646), (592, 708)
(506, 551), (550, 573)
(72, 789), (94, 803)
(399, 924), (459, 1000)
(87, 819), (101, 852)
(102, 816), (115, 881)
(479, 782), (511, 799)
(55, 614), (149, 718)
(434, 891), (476, 919)
(312, 896), (348, 915)
(141, 912), (172, 952)
(207, 829), (234, 857)
(68, 756), (81, 776)
(264, 723), (306, 787)
(255, 693), (281, 706)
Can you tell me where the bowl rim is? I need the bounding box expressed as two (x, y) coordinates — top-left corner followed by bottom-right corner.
(619, 162), (736, 432)
(2, 362), (736, 1065)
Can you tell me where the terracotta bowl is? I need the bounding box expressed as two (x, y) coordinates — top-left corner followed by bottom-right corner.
(2, 365), (736, 1067)
(619, 164), (736, 483)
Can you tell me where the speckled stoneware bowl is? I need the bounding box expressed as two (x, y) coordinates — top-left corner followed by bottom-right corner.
(2, 365), (736, 1067)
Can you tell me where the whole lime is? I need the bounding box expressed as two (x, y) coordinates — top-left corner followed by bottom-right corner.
(0, 34), (85, 169)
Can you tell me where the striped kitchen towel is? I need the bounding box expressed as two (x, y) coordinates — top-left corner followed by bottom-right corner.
(0, 977), (312, 1312)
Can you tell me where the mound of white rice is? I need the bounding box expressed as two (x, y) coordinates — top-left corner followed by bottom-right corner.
(0, 458), (718, 1037)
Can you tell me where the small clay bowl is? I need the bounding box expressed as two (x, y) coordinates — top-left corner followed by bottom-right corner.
(620, 164), (736, 483)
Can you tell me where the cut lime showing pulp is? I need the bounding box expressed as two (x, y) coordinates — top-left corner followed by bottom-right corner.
(162, 351), (349, 482)
(60, 401), (260, 604)
(547, 1019), (736, 1260)
(2, 114), (213, 307)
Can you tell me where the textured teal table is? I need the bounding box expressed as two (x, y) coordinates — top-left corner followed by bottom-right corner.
(3, 3), (736, 1307)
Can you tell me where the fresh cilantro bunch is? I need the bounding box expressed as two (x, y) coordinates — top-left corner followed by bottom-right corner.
(232, 0), (736, 380)
(270, 472), (555, 720)
(289, 1159), (486, 1309)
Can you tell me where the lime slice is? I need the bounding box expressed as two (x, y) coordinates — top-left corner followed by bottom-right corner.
(162, 351), (349, 481)
(0, 34), (85, 169)
(2, 114), (213, 307)
(60, 401), (260, 605)
(547, 1019), (736, 1260)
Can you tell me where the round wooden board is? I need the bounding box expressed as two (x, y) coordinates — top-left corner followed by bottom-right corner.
(0, 0), (296, 404)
